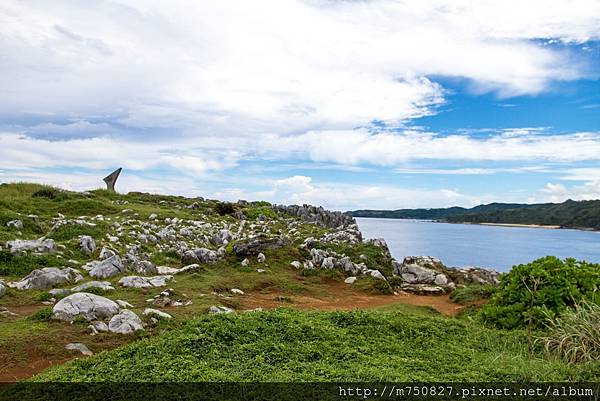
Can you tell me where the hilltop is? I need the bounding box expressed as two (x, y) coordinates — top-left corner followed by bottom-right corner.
(350, 199), (600, 230)
(0, 183), (596, 387)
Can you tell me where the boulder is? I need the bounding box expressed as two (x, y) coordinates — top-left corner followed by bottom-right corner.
(271, 204), (355, 228)
(399, 284), (447, 295)
(257, 253), (266, 263)
(366, 269), (386, 280)
(49, 288), (71, 297)
(108, 310), (144, 334)
(182, 248), (220, 265)
(230, 288), (244, 295)
(241, 258), (249, 267)
(52, 293), (120, 322)
(84, 255), (126, 279)
(0, 282), (5, 298)
(99, 247), (116, 260)
(79, 236), (96, 256)
(118, 275), (173, 288)
(116, 300), (134, 309)
(71, 281), (115, 292)
(344, 276), (357, 284)
(7, 239), (56, 254)
(9, 267), (84, 290)
(290, 261), (301, 269)
(366, 238), (392, 259)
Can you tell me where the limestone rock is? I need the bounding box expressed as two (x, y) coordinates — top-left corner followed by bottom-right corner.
(445, 266), (500, 286)
(79, 236), (96, 256)
(52, 293), (120, 322)
(344, 276), (357, 284)
(232, 236), (289, 256)
(257, 253), (266, 263)
(71, 281), (115, 292)
(290, 261), (301, 269)
(7, 220), (24, 230)
(84, 255), (126, 279)
(0, 282), (5, 298)
(118, 275), (173, 288)
(230, 288), (244, 295)
(65, 343), (93, 356)
(116, 299), (134, 309)
(143, 308), (172, 319)
(9, 267), (83, 290)
(108, 310), (144, 334)
(272, 204), (355, 228)
(208, 305), (234, 314)
(7, 239), (57, 254)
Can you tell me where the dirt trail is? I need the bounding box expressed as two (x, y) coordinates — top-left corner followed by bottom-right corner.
(243, 281), (469, 316)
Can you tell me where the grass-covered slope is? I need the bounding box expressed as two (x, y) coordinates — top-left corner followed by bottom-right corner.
(33, 308), (597, 382)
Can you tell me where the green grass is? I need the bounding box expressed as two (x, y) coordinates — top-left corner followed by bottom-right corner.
(0, 250), (65, 276)
(32, 308), (598, 382)
(449, 284), (496, 305)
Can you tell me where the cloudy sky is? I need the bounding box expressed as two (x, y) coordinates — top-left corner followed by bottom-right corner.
(1, 0), (599, 210)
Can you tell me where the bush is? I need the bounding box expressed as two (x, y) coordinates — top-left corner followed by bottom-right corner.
(0, 251), (64, 276)
(450, 284), (496, 305)
(31, 188), (59, 199)
(244, 206), (277, 220)
(537, 302), (600, 363)
(214, 202), (236, 216)
(480, 257), (600, 329)
(27, 307), (53, 321)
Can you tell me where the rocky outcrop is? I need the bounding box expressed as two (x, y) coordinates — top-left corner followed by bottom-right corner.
(108, 310), (144, 334)
(65, 343), (93, 356)
(232, 236), (289, 256)
(365, 238), (392, 259)
(83, 255), (126, 279)
(182, 247), (224, 265)
(272, 204), (355, 228)
(118, 275), (173, 288)
(208, 305), (234, 314)
(446, 266), (500, 286)
(391, 256), (453, 294)
(8, 267), (84, 290)
(7, 239), (56, 254)
(52, 293), (120, 322)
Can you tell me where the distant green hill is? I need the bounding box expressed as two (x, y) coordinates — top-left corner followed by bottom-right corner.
(350, 199), (600, 230)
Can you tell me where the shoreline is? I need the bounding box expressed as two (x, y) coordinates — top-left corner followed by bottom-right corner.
(354, 216), (599, 232)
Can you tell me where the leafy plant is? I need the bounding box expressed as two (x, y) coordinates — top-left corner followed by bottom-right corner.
(480, 257), (600, 329)
(214, 202), (236, 216)
(450, 284), (496, 305)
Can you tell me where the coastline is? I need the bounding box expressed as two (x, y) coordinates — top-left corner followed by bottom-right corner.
(354, 216), (599, 232)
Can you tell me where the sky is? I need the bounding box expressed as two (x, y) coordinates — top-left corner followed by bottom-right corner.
(0, 0), (599, 211)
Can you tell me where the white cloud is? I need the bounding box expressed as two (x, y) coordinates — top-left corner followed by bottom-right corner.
(538, 180), (600, 202)
(1, 0), (597, 139)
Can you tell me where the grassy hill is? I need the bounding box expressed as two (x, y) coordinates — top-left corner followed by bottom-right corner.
(0, 182), (598, 389)
(350, 199), (600, 230)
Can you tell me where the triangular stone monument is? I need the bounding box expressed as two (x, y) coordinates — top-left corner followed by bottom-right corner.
(103, 168), (122, 192)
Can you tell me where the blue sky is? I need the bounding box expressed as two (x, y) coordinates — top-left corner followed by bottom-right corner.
(0, 0), (599, 210)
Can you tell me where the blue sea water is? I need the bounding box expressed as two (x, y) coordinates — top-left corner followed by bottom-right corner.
(356, 218), (600, 272)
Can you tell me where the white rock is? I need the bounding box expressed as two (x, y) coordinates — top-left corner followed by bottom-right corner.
(230, 288), (245, 295)
(0, 283), (5, 298)
(290, 261), (301, 269)
(118, 275), (173, 288)
(52, 293), (120, 322)
(257, 269), (266, 273)
(344, 276), (357, 284)
(116, 299), (134, 309)
(208, 305), (234, 314)
(7, 239), (56, 254)
(7, 220), (24, 230)
(257, 253), (266, 263)
(85, 255), (126, 279)
(241, 258), (249, 267)
(71, 281), (114, 292)
(79, 235), (96, 256)
(65, 343), (93, 356)
(108, 310), (144, 334)
(143, 308), (172, 319)
(9, 267), (84, 290)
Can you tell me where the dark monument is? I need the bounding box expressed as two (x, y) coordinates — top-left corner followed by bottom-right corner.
(103, 168), (122, 191)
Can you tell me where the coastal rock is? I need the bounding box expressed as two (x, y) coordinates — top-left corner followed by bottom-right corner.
(399, 284), (447, 295)
(7, 239), (57, 254)
(9, 267), (84, 290)
(392, 256), (453, 293)
(272, 204), (355, 228)
(108, 310), (144, 334)
(118, 275), (173, 288)
(446, 266), (500, 286)
(366, 238), (392, 259)
(52, 293), (120, 322)
(79, 236), (96, 256)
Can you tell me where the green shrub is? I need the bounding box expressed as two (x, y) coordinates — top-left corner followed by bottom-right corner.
(244, 206), (277, 220)
(48, 223), (104, 241)
(214, 202), (236, 216)
(0, 251), (64, 276)
(27, 307), (53, 321)
(31, 188), (59, 199)
(537, 302), (600, 363)
(387, 276), (403, 288)
(450, 284), (496, 305)
(480, 257), (600, 329)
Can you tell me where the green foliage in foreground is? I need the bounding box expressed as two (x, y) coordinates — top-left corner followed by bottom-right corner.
(537, 302), (600, 364)
(480, 257), (600, 329)
(33, 309), (597, 382)
(450, 284), (496, 305)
